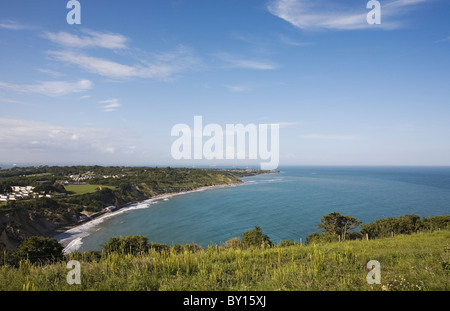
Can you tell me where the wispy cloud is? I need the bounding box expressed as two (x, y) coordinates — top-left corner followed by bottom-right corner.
(436, 36), (450, 43)
(277, 34), (314, 46)
(0, 20), (33, 30)
(47, 46), (200, 80)
(267, 0), (430, 31)
(42, 28), (201, 81)
(36, 68), (65, 77)
(0, 118), (138, 158)
(301, 133), (363, 141)
(0, 97), (34, 106)
(44, 29), (129, 49)
(213, 53), (278, 70)
(224, 84), (252, 92)
(99, 99), (121, 112)
(0, 79), (92, 97)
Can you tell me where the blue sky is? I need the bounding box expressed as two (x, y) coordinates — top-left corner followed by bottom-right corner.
(1, 0), (450, 167)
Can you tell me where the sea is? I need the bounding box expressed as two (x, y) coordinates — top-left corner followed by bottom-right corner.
(56, 166), (450, 254)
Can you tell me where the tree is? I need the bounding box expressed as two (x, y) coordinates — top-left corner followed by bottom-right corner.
(241, 226), (272, 248)
(318, 212), (361, 242)
(16, 236), (63, 263)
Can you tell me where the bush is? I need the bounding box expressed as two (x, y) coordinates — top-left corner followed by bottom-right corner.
(15, 236), (63, 264)
(224, 237), (241, 249)
(149, 242), (170, 253)
(305, 232), (321, 245)
(102, 235), (149, 255)
(240, 226), (272, 248)
(172, 243), (204, 254)
(278, 240), (297, 247)
(67, 250), (103, 263)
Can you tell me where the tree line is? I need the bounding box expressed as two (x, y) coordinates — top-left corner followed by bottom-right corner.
(306, 212), (450, 244)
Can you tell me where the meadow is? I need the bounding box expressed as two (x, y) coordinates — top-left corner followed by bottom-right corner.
(1, 229), (448, 291)
(64, 184), (117, 196)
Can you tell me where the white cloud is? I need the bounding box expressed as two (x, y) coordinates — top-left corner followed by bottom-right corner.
(42, 27), (201, 81)
(278, 34), (314, 46)
(48, 47), (200, 80)
(0, 97), (34, 106)
(0, 118), (138, 160)
(44, 29), (129, 49)
(267, 0), (430, 31)
(99, 99), (121, 112)
(224, 85), (252, 92)
(0, 79), (92, 96)
(214, 53), (278, 70)
(49, 50), (138, 79)
(0, 20), (33, 30)
(36, 68), (65, 77)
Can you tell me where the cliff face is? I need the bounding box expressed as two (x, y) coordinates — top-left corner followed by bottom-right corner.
(0, 209), (72, 251)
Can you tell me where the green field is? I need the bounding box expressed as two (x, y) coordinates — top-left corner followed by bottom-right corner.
(65, 184), (116, 196)
(0, 229), (448, 291)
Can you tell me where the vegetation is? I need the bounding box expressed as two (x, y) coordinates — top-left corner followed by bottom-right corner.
(14, 236), (64, 264)
(64, 184), (116, 196)
(0, 213), (448, 291)
(0, 166), (447, 291)
(0, 166), (274, 250)
(317, 212), (361, 242)
(0, 166), (273, 215)
(240, 226), (273, 248)
(305, 213), (450, 244)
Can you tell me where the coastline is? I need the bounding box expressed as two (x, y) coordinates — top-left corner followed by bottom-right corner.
(54, 183), (239, 254)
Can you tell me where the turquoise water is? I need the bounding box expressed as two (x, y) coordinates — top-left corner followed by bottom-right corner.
(58, 166), (450, 252)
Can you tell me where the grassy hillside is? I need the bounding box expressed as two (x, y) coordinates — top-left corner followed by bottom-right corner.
(1, 229), (448, 291)
(64, 184), (116, 196)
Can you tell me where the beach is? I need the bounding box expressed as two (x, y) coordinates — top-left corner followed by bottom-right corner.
(54, 184), (237, 254)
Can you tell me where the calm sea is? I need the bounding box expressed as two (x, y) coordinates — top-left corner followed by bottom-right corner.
(57, 166), (450, 253)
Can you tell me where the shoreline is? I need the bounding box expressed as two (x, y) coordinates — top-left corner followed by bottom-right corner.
(54, 183), (240, 253)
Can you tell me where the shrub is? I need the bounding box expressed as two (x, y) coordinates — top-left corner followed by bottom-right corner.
(278, 240), (297, 247)
(224, 237), (241, 249)
(102, 235), (149, 255)
(149, 242), (170, 253)
(15, 236), (63, 264)
(241, 226), (272, 248)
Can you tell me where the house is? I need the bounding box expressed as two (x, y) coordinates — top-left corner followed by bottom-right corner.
(77, 215), (89, 222)
(104, 206), (117, 212)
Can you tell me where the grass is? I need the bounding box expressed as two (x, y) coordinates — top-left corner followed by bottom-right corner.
(64, 184), (116, 196)
(0, 229), (448, 291)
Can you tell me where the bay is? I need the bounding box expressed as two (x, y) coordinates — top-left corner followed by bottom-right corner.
(59, 166), (450, 253)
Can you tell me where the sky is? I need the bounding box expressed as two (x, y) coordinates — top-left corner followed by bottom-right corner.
(1, 0), (450, 168)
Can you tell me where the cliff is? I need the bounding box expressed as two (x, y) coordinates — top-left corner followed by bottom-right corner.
(0, 208), (72, 251)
